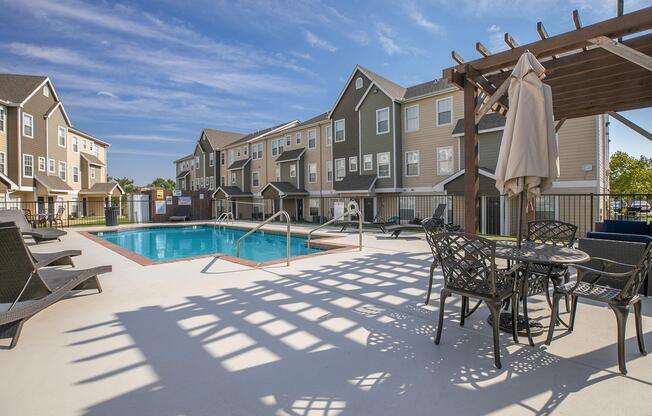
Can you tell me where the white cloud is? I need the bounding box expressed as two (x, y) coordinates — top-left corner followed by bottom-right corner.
(488, 24), (501, 32)
(2, 42), (106, 70)
(110, 148), (182, 157)
(376, 23), (402, 56)
(405, 4), (442, 33)
(304, 30), (338, 52)
(97, 91), (117, 98)
(348, 31), (370, 46)
(289, 51), (312, 60)
(108, 134), (191, 143)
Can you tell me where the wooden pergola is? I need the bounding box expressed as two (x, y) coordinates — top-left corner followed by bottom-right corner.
(443, 4), (652, 233)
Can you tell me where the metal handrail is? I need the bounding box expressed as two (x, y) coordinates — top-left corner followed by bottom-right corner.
(307, 200), (362, 251)
(236, 210), (291, 266)
(215, 212), (234, 224)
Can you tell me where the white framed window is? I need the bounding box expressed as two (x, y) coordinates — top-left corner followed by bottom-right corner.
(58, 161), (66, 180)
(289, 164), (297, 178)
(228, 149), (234, 163)
(436, 97), (453, 126)
(327, 161), (333, 182)
(355, 77), (363, 90)
(48, 158), (55, 173)
(23, 154), (33, 177)
(334, 119), (345, 142)
(405, 105), (419, 132)
(349, 156), (358, 172)
(221, 152), (225, 165)
(220, 176), (225, 186)
(376, 107), (390, 134)
(252, 171), (260, 187)
(209, 152), (214, 166)
(308, 129), (316, 148)
(72, 136), (79, 152)
(271, 140), (279, 156)
(252, 143), (263, 160)
(38, 157), (46, 172)
(243, 146), (248, 156)
(437, 146), (454, 175)
(363, 154), (373, 171)
(230, 171), (236, 184)
(88, 141), (95, 154)
(405, 151), (420, 177)
(0, 152), (5, 174)
(22, 113), (33, 138)
(326, 125), (332, 146)
(308, 163), (317, 183)
(236, 148), (241, 157)
(210, 176), (215, 190)
(377, 152), (391, 178)
(43, 86), (50, 97)
(275, 165), (280, 181)
(72, 166), (79, 183)
(335, 158), (345, 181)
(195, 156), (200, 169)
(296, 132), (301, 145)
(90, 166), (96, 179)
(0, 106), (5, 132)
(58, 126), (66, 147)
(309, 199), (320, 216)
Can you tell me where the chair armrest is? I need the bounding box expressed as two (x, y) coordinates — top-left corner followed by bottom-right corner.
(567, 263), (635, 280)
(589, 257), (637, 270)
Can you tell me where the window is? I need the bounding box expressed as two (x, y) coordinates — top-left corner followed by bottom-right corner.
(405, 151), (420, 177)
(82, 139), (87, 150)
(377, 152), (391, 178)
(72, 166), (79, 183)
(210, 176), (215, 189)
(252, 171), (260, 187)
(252, 143), (263, 160)
(228, 149), (234, 163)
(326, 125), (332, 145)
(22, 113), (33, 138)
(355, 77), (363, 89)
(335, 158), (345, 181)
(363, 154), (373, 171)
(230, 172), (236, 184)
(89, 141), (95, 154)
(195, 156), (200, 169)
(285, 135), (291, 147)
(58, 162), (66, 180)
(90, 166), (96, 179)
(437, 146), (454, 175)
(43, 86), (50, 97)
(289, 164), (297, 178)
(535, 196), (558, 220)
(0, 152), (5, 174)
(334, 119), (345, 142)
(209, 152), (214, 166)
(349, 156), (358, 172)
(48, 159), (55, 173)
(221, 152), (225, 165)
(236, 148), (241, 157)
(58, 126), (66, 147)
(327, 161), (333, 182)
(38, 157), (46, 172)
(308, 129), (316, 148)
(23, 154), (33, 177)
(296, 132), (301, 145)
(72, 136), (79, 152)
(220, 176), (225, 186)
(271, 140), (279, 156)
(376, 108), (390, 134)
(437, 97), (453, 126)
(275, 165), (280, 181)
(0, 106), (5, 132)
(405, 105), (419, 132)
(308, 163), (317, 183)
(309, 199), (319, 216)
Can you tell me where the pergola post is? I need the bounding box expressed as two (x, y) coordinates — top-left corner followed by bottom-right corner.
(463, 72), (480, 234)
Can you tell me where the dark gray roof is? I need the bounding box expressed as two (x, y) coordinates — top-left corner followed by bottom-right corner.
(213, 186), (252, 198)
(404, 78), (454, 99)
(452, 113), (506, 135)
(81, 182), (124, 195)
(335, 174), (377, 192)
(80, 152), (105, 167)
(228, 120), (296, 146)
(275, 148), (305, 163)
(34, 174), (73, 192)
(174, 154), (194, 163)
(265, 181), (308, 196)
(176, 170), (190, 179)
(202, 128), (246, 149)
(0, 74), (47, 103)
(359, 66), (406, 100)
(227, 158), (251, 170)
(301, 112), (328, 126)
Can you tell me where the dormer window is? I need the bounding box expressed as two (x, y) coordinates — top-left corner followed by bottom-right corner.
(355, 77), (363, 90)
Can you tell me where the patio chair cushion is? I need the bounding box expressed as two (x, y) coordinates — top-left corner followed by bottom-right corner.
(586, 232), (652, 245)
(601, 220), (649, 235)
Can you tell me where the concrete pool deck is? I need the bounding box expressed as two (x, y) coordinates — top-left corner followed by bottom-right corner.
(1, 221), (651, 415)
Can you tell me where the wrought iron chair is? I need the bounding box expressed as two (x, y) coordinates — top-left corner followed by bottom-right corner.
(432, 232), (522, 369)
(546, 244), (651, 374)
(422, 217), (447, 305)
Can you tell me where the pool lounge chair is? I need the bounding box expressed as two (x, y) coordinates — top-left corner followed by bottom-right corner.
(338, 215), (389, 233)
(0, 224), (111, 348)
(169, 205), (191, 222)
(0, 221), (79, 267)
(0, 209), (66, 244)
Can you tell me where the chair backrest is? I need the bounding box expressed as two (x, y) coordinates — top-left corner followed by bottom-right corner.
(422, 217), (447, 258)
(432, 232), (500, 296)
(56, 205), (65, 217)
(618, 244), (652, 301)
(0, 209), (32, 232)
(0, 225), (50, 303)
(432, 203), (447, 220)
(527, 220), (577, 247)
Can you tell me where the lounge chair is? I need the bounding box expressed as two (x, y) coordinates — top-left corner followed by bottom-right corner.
(0, 221), (79, 267)
(0, 224), (111, 348)
(0, 209), (66, 244)
(338, 215), (387, 233)
(169, 205), (191, 222)
(384, 223), (424, 238)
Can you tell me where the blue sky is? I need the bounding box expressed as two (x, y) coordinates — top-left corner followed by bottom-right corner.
(1, 0), (651, 184)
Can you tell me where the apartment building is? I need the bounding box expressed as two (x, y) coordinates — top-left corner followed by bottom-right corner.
(175, 64), (608, 229)
(0, 73), (121, 215)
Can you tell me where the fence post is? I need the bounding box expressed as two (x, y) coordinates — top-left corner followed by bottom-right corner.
(589, 193), (594, 232)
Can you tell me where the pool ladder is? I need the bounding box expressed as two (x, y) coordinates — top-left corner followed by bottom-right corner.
(236, 210), (291, 266)
(215, 212), (234, 225)
(307, 200), (362, 251)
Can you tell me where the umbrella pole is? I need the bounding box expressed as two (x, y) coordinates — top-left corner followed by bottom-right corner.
(516, 193), (524, 249)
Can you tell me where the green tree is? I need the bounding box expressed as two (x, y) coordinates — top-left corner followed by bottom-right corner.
(107, 176), (138, 193)
(609, 151), (652, 194)
(148, 177), (176, 190)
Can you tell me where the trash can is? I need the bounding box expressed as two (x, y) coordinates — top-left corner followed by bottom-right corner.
(105, 206), (120, 226)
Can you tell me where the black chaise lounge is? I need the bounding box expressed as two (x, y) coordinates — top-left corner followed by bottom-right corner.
(0, 209), (66, 244)
(338, 215), (389, 233)
(169, 205), (191, 222)
(384, 204), (461, 238)
(0, 224), (111, 349)
(0, 221), (79, 267)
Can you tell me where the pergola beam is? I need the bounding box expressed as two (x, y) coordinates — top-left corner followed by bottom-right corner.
(609, 111), (652, 142)
(588, 35), (652, 72)
(537, 21), (558, 59)
(572, 9), (588, 52)
(504, 33), (519, 49)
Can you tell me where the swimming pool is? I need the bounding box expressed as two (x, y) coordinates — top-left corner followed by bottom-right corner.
(91, 225), (329, 264)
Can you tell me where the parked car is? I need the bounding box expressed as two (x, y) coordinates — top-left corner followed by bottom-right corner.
(610, 200), (628, 210)
(630, 200), (651, 212)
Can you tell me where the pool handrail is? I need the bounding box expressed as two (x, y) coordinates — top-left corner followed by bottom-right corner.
(215, 212), (234, 225)
(236, 210), (291, 266)
(307, 200), (362, 251)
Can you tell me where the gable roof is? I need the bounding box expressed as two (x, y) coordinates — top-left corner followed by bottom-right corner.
(301, 112), (329, 126)
(80, 182), (125, 195)
(452, 113), (506, 136)
(227, 120), (300, 147)
(34, 174), (73, 193)
(0, 171), (18, 190)
(68, 127), (110, 147)
(404, 78), (455, 100)
(227, 158), (251, 170)
(201, 128), (246, 149)
(212, 186), (252, 199)
(80, 152), (105, 167)
(0, 74), (48, 104)
(433, 168), (496, 192)
(276, 148), (305, 163)
(261, 182), (308, 197)
(45, 101), (72, 126)
(174, 154), (194, 163)
(335, 174), (377, 193)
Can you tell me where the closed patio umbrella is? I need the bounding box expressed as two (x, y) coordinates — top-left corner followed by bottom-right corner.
(494, 51), (559, 246)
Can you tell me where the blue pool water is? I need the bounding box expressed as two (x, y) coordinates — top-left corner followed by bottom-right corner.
(93, 225), (327, 263)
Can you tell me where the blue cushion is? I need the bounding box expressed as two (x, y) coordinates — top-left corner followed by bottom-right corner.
(601, 220), (649, 235)
(587, 231), (652, 245)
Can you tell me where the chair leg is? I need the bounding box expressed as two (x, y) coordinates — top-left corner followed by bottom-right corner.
(460, 296), (467, 326)
(609, 304), (630, 375)
(511, 292), (519, 344)
(73, 276), (103, 293)
(434, 290), (450, 345)
(634, 300), (647, 356)
(487, 302), (502, 369)
(563, 272), (571, 313)
(545, 292), (562, 346)
(522, 295), (534, 347)
(569, 295), (579, 332)
(0, 319), (26, 349)
(425, 261), (436, 305)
